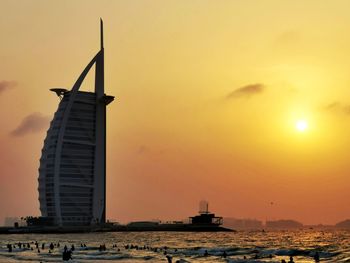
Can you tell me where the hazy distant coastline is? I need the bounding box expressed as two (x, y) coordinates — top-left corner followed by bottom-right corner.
(223, 218), (350, 230)
(3, 217), (350, 230)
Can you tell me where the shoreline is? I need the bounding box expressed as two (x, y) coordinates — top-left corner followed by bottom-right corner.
(0, 225), (233, 234)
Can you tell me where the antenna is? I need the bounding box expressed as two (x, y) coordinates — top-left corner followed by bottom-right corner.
(100, 18), (104, 49)
(199, 200), (209, 214)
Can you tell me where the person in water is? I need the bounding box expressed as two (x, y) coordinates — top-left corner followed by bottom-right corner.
(62, 246), (73, 261)
(166, 255), (172, 263)
(288, 256), (294, 263)
(314, 251), (320, 262)
(7, 244), (12, 252)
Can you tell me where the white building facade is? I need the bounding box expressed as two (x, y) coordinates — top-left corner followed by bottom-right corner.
(38, 20), (114, 226)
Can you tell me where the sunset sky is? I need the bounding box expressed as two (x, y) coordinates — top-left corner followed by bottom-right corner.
(1, 0), (350, 225)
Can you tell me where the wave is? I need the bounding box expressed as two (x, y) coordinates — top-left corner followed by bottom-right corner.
(0, 230), (349, 262)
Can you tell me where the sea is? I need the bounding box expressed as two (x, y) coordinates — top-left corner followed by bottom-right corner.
(0, 230), (349, 262)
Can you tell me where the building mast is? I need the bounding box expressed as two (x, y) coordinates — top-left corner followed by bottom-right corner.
(93, 18), (107, 223)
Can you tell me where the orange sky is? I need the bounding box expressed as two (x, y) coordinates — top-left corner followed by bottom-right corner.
(1, 0), (350, 225)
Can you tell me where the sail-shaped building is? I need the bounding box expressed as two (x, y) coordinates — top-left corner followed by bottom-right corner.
(38, 20), (114, 226)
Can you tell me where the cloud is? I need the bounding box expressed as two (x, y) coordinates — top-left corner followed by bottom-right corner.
(324, 102), (340, 110)
(10, 113), (50, 137)
(227, 83), (265, 99)
(323, 101), (350, 115)
(0, 80), (17, 94)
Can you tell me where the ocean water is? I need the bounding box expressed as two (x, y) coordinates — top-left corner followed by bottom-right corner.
(0, 230), (349, 262)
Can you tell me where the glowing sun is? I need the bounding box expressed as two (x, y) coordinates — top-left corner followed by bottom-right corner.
(295, 120), (308, 132)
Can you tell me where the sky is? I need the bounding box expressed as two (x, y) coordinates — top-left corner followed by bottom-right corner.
(1, 0), (350, 225)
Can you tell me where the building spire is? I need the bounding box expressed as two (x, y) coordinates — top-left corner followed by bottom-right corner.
(100, 18), (104, 49)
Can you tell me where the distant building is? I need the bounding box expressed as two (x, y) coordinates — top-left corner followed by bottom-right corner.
(127, 221), (160, 227)
(38, 20), (114, 226)
(335, 219), (350, 229)
(189, 202), (223, 226)
(266, 219), (303, 229)
(3, 217), (20, 227)
(223, 218), (263, 230)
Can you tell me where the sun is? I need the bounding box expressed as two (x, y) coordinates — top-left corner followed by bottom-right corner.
(295, 119), (308, 132)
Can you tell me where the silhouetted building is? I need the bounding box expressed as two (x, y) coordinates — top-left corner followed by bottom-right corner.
(189, 201), (223, 226)
(38, 20), (114, 226)
(25, 216), (55, 227)
(3, 217), (20, 227)
(335, 219), (350, 229)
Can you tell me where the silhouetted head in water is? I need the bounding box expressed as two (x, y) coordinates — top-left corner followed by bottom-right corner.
(62, 249), (73, 261)
(7, 244), (12, 252)
(314, 251), (320, 262)
(166, 255), (172, 263)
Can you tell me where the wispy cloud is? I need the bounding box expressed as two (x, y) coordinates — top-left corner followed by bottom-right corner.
(323, 101), (350, 115)
(227, 83), (265, 99)
(10, 113), (50, 137)
(0, 80), (17, 94)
